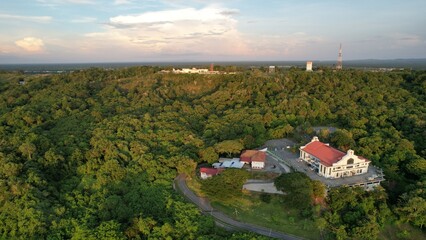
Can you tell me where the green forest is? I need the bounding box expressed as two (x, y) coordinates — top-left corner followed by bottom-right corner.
(0, 66), (425, 239)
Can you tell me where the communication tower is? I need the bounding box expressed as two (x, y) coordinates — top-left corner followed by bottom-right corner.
(336, 44), (342, 70)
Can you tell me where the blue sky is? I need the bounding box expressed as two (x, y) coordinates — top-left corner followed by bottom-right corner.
(0, 0), (425, 63)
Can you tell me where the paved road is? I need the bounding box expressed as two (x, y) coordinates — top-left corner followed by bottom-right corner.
(174, 174), (303, 240)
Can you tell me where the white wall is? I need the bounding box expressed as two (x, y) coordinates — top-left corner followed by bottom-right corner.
(251, 161), (265, 169)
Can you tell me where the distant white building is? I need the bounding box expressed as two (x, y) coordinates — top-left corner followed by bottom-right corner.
(306, 61), (313, 71)
(268, 66), (275, 73)
(173, 68), (209, 74)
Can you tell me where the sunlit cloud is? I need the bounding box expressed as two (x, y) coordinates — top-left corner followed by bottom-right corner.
(0, 13), (52, 23)
(15, 37), (45, 52)
(83, 7), (251, 59)
(109, 7), (238, 25)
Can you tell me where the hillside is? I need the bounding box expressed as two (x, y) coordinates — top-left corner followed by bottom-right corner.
(0, 67), (424, 239)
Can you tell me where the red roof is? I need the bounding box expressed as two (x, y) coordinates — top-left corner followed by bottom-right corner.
(240, 150), (266, 163)
(252, 151), (266, 162)
(240, 150), (258, 163)
(200, 167), (221, 176)
(302, 141), (345, 166)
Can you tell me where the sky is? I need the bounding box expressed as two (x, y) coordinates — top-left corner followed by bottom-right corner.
(1, 0), (425, 63)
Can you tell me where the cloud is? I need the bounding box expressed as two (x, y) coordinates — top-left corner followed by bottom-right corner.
(83, 7), (251, 58)
(0, 13), (52, 23)
(71, 17), (97, 23)
(37, 0), (96, 5)
(109, 7), (237, 25)
(393, 34), (423, 46)
(114, 0), (132, 5)
(67, 0), (95, 3)
(15, 37), (45, 52)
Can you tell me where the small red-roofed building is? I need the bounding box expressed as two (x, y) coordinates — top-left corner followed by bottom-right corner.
(200, 167), (223, 179)
(251, 151), (266, 169)
(240, 150), (258, 164)
(300, 136), (370, 178)
(240, 150), (266, 169)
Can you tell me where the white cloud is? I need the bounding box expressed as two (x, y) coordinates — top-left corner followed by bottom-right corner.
(67, 0), (95, 3)
(83, 7), (251, 58)
(114, 0), (132, 5)
(37, 0), (96, 5)
(71, 17), (97, 23)
(15, 37), (45, 52)
(0, 14), (52, 23)
(110, 7), (237, 25)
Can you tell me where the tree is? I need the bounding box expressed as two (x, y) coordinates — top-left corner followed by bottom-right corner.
(199, 147), (218, 164)
(19, 142), (36, 160)
(214, 140), (244, 157)
(312, 180), (326, 199)
(1, 66), (426, 238)
(330, 129), (355, 151)
(268, 124), (294, 139)
(396, 196), (426, 228)
(95, 221), (126, 240)
(323, 187), (391, 240)
(405, 157), (426, 177)
(274, 172), (313, 209)
(201, 169), (249, 201)
(175, 156), (197, 176)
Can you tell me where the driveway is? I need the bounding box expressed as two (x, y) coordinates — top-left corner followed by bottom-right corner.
(174, 174), (303, 240)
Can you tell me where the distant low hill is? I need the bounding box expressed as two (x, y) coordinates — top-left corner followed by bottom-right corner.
(0, 58), (425, 72)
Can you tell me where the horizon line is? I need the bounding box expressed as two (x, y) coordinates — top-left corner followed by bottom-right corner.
(1, 58), (426, 65)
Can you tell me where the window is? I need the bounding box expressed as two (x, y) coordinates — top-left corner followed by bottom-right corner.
(347, 158), (354, 165)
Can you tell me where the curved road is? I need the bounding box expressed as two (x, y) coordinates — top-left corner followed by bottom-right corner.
(174, 174), (303, 240)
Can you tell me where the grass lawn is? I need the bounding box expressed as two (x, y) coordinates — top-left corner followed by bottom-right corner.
(187, 175), (320, 239)
(212, 193), (320, 240)
(186, 175), (207, 197)
(248, 171), (280, 180)
(379, 223), (426, 240)
(187, 174), (425, 240)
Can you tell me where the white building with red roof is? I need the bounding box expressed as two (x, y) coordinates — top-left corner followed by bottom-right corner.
(299, 137), (370, 178)
(200, 167), (223, 179)
(240, 150), (266, 169)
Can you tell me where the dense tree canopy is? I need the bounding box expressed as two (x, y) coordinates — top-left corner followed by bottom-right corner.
(0, 67), (424, 238)
(201, 169), (250, 201)
(274, 172), (314, 209)
(322, 187), (392, 240)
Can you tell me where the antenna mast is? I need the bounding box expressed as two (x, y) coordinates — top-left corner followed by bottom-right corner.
(336, 43), (342, 70)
